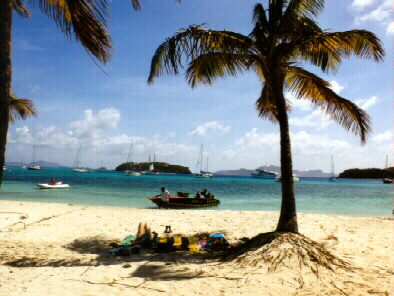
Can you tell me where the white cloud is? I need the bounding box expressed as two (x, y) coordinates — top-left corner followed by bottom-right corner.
(221, 129), (353, 170)
(290, 110), (333, 129)
(14, 40), (44, 51)
(386, 21), (394, 34)
(286, 92), (312, 111)
(188, 121), (231, 136)
(329, 80), (344, 94)
(355, 96), (379, 110)
(352, 0), (392, 26)
(351, 0), (377, 10)
(69, 108), (120, 140)
(8, 108), (199, 168)
(220, 127), (391, 172)
(372, 130), (392, 143)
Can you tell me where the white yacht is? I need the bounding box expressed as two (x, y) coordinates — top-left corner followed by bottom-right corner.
(251, 169), (278, 179)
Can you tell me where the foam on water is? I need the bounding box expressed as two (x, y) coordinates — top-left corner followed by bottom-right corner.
(1, 167), (392, 216)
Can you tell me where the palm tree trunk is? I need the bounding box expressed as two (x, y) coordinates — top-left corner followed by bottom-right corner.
(0, 0), (13, 186)
(273, 81), (298, 233)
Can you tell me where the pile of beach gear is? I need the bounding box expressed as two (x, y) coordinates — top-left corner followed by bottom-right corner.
(110, 231), (231, 256)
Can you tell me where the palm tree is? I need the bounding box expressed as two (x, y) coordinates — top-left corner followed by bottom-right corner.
(9, 93), (37, 123)
(0, 0), (147, 185)
(148, 1), (384, 233)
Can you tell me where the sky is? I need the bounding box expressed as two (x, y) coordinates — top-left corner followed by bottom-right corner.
(6, 0), (393, 173)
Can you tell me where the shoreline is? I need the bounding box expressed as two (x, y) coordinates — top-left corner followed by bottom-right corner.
(0, 200), (392, 295)
(0, 198), (391, 218)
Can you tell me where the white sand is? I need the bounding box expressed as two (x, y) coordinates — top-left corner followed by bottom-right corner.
(0, 200), (392, 296)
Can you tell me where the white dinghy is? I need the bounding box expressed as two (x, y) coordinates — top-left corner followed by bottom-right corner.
(37, 182), (70, 189)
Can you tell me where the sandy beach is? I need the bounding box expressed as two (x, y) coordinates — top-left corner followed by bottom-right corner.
(0, 200), (392, 296)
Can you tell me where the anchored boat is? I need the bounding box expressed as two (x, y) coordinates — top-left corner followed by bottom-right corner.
(148, 192), (220, 209)
(37, 182), (70, 189)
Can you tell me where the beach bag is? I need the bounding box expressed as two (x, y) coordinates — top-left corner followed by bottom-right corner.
(121, 234), (135, 246)
(207, 234), (230, 251)
(155, 237), (175, 253)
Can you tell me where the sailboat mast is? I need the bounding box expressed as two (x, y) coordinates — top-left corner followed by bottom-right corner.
(126, 143), (133, 170)
(331, 155), (335, 176)
(206, 157), (209, 172)
(32, 145), (36, 164)
(200, 144), (203, 172)
(385, 155), (388, 169)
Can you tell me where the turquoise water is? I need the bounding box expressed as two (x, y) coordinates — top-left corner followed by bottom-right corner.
(1, 167), (392, 217)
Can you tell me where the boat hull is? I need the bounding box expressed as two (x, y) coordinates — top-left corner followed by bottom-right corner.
(382, 178), (393, 184)
(37, 183), (70, 189)
(73, 168), (89, 173)
(125, 171), (141, 176)
(28, 166), (41, 170)
(251, 174), (276, 179)
(148, 197), (220, 209)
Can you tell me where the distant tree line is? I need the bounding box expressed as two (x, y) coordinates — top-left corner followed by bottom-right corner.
(338, 168), (394, 179)
(115, 162), (191, 174)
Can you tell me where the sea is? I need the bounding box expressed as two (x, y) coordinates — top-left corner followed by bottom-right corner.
(1, 167), (392, 217)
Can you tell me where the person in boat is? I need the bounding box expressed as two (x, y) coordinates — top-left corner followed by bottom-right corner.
(196, 189), (214, 199)
(156, 187), (171, 208)
(49, 177), (57, 185)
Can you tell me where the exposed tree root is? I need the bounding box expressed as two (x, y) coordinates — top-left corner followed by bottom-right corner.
(223, 232), (353, 277)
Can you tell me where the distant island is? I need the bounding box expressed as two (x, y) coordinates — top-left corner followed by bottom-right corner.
(115, 162), (191, 174)
(338, 168), (393, 179)
(215, 165), (332, 178)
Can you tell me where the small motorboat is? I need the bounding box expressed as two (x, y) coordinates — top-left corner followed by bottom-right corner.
(28, 165), (42, 170)
(73, 168), (89, 173)
(37, 182), (70, 189)
(125, 170), (141, 176)
(148, 193), (220, 209)
(382, 178), (393, 184)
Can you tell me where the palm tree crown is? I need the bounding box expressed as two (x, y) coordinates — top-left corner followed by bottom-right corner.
(148, 0), (384, 232)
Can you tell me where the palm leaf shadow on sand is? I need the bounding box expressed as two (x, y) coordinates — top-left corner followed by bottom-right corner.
(3, 234), (210, 268)
(131, 264), (206, 281)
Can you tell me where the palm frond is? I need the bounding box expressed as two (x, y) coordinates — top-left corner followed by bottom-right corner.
(186, 52), (261, 87)
(286, 66), (371, 143)
(255, 84), (292, 123)
(129, 0), (141, 10)
(252, 3), (269, 31)
(9, 93), (37, 123)
(255, 85), (279, 123)
(283, 0), (324, 19)
(148, 25), (254, 84)
(295, 29), (384, 72)
(35, 0), (112, 63)
(13, 0), (31, 18)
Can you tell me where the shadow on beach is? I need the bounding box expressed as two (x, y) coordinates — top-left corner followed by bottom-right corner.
(2, 234), (221, 268)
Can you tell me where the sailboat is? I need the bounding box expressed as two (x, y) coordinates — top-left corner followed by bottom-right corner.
(382, 155), (393, 184)
(329, 155), (337, 182)
(73, 146), (89, 172)
(28, 145), (41, 170)
(125, 143), (141, 176)
(195, 145), (212, 178)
